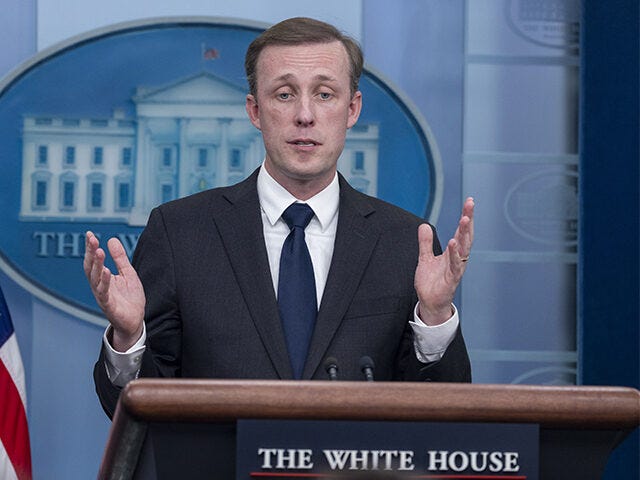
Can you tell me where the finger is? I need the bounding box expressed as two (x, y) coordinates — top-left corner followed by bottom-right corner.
(447, 238), (467, 276)
(463, 197), (475, 245)
(447, 238), (460, 261)
(94, 266), (112, 304)
(455, 198), (475, 255)
(462, 197), (474, 220)
(455, 216), (472, 257)
(89, 247), (107, 291)
(417, 223), (436, 263)
(107, 237), (133, 277)
(83, 231), (98, 276)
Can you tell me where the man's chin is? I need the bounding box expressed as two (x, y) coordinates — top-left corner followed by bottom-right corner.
(270, 166), (336, 198)
(289, 166), (336, 183)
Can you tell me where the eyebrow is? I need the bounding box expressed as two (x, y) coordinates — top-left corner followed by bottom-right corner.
(272, 73), (339, 84)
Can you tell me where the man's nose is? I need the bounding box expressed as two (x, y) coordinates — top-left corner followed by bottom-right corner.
(294, 97), (315, 126)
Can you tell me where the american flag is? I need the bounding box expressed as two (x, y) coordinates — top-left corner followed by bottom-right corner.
(0, 286), (32, 480)
(201, 43), (220, 60)
(203, 48), (220, 60)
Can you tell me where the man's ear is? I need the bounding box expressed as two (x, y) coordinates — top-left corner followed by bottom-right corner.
(347, 91), (363, 129)
(245, 94), (261, 130)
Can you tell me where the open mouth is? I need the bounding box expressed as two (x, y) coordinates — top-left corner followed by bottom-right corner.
(289, 139), (319, 147)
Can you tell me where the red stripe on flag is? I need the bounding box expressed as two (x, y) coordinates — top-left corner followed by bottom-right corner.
(0, 357), (32, 480)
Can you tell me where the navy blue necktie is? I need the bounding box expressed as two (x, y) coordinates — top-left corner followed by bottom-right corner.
(278, 203), (317, 379)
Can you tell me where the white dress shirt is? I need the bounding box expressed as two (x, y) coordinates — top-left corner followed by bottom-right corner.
(103, 165), (459, 386)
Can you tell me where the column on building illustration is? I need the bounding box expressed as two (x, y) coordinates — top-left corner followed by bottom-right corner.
(178, 117), (190, 198)
(130, 116), (152, 225)
(216, 117), (231, 186)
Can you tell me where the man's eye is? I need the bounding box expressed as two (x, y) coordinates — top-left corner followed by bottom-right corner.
(278, 92), (291, 100)
(319, 92), (332, 100)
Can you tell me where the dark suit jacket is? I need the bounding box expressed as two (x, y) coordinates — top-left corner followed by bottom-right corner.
(94, 170), (471, 417)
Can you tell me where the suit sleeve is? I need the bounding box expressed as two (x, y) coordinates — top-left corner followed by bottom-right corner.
(398, 324), (471, 382)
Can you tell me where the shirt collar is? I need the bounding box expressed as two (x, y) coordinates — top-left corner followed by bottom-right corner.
(257, 164), (340, 232)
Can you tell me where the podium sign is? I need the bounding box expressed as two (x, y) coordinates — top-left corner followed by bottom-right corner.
(237, 419), (539, 479)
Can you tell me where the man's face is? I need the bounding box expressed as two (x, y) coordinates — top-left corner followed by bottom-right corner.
(246, 41), (362, 199)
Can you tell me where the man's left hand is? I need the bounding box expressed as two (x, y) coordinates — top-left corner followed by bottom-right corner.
(414, 197), (475, 326)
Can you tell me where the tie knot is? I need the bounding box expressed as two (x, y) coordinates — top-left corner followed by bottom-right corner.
(282, 203), (315, 230)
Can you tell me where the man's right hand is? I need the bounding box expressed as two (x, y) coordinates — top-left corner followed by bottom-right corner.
(84, 231), (145, 352)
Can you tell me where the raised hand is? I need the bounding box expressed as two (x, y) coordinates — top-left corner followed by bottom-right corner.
(414, 197), (474, 326)
(83, 231), (145, 351)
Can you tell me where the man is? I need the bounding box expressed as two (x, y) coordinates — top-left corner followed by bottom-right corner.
(86, 17), (474, 418)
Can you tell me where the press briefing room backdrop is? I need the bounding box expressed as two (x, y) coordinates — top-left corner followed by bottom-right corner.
(0, 0), (637, 478)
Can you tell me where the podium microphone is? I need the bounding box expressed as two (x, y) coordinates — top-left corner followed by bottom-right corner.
(323, 357), (339, 381)
(359, 356), (375, 382)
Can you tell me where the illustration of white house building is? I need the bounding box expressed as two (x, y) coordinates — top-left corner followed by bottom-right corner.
(20, 72), (379, 226)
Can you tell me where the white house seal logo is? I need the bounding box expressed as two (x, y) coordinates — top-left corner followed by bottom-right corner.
(0, 17), (442, 324)
(504, 169), (578, 246)
(505, 0), (580, 50)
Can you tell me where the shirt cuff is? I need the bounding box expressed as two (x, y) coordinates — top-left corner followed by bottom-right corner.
(102, 323), (146, 388)
(410, 303), (459, 363)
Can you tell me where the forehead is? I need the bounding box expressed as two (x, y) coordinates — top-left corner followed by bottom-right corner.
(255, 41), (350, 85)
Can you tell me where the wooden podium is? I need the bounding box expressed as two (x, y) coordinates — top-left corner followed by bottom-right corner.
(99, 380), (639, 479)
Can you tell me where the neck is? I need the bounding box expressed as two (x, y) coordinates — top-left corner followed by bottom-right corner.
(264, 163), (336, 201)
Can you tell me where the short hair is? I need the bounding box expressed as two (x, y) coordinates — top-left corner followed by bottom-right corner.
(245, 17), (364, 98)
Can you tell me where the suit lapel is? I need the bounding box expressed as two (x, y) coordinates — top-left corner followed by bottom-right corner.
(213, 171), (293, 379)
(302, 177), (380, 378)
